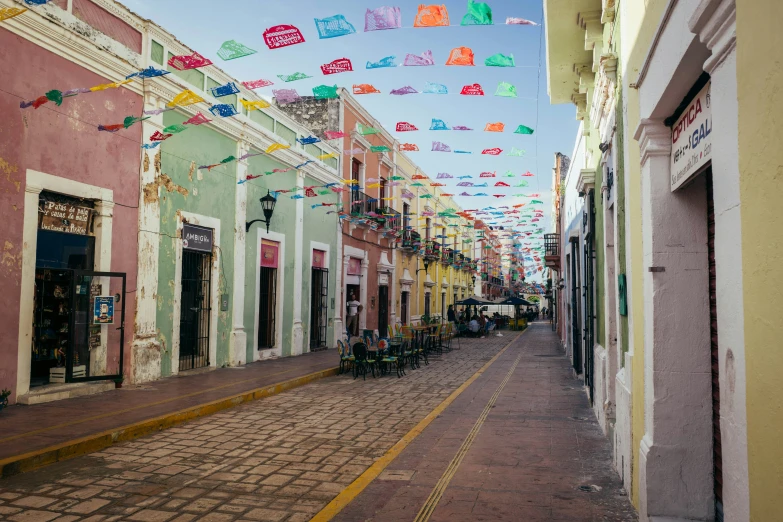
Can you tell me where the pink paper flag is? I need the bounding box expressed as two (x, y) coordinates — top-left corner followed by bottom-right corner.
(432, 141), (452, 152)
(273, 89), (301, 104)
(482, 148), (503, 155)
(263, 25), (306, 49)
(506, 17), (538, 25)
(365, 6), (402, 31)
(168, 52), (212, 71)
(460, 83), (485, 96)
(242, 79), (274, 90)
(396, 122), (418, 132)
(403, 50), (435, 66)
(183, 113), (211, 126)
(324, 130), (345, 140)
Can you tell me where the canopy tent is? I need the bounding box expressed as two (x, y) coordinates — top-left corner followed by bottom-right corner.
(455, 296), (492, 305)
(500, 296), (534, 306)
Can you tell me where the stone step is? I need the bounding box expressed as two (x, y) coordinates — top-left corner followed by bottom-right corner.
(17, 381), (115, 405)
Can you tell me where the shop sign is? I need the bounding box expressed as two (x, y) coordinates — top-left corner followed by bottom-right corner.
(312, 249), (326, 268)
(671, 82), (712, 191)
(38, 200), (92, 235)
(261, 239), (279, 268)
(348, 257), (362, 275)
(93, 296), (114, 324)
(182, 224), (213, 253)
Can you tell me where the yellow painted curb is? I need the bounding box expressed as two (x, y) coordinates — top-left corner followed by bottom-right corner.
(310, 331), (526, 522)
(0, 366), (339, 479)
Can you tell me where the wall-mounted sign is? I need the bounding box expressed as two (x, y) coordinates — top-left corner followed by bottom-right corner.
(182, 224), (213, 253)
(379, 273), (389, 285)
(671, 81), (712, 191)
(38, 200), (92, 235)
(93, 296), (115, 324)
(312, 249), (326, 268)
(261, 239), (279, 268)
(348, 257), (362, 275)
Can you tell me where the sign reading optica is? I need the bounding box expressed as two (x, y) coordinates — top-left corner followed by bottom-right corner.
(671, 82), (712, 191)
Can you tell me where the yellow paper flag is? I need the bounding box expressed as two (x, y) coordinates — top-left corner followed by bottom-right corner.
(90, 79), (132, 91)
(240, 99), (271, 111)
(166, 89), (204, 108)
(318, 153), (338, 160)
(265, 143), (290, 154)
(366, 183), (382, 189)
(0, 7), (27, 21)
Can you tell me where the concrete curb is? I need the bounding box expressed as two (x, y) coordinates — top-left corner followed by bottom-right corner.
(0, 366), (340, 478)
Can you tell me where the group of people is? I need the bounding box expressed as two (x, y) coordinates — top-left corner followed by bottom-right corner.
(447, 305), (499, 338)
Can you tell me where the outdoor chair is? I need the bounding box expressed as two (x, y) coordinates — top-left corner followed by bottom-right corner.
(337, 339), (354, 375)
(378, 339), (404, 378)
(441, 324), (453, 352)
(352, 342), (376, 380)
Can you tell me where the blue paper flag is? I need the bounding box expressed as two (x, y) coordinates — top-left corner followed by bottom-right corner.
(423, 82), (448, 94)
(23, 0), (49, 4)
(366, 56), (397, 69)
(209, 104), (239, 118)
(141, 142), (161, 150)
(210, 82), (240, 98)
(126, 67), (171, 80)
(430, 119), (450, 131)
(315, 15), (357, 39)
(297, 136), (321, 145)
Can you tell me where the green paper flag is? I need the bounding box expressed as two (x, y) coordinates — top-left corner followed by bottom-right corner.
(313, 85), (339, 99)
(420, 194), (433, 198)
(358, 123), (380, 135)
(411, 182), (425, 187)
(390, 175), (405, 180)
(531, 199), (544, 204)
(123, 116), (150, 129)
(278, 72), (312, 83)
(514, 125), (535, 135)
(45, 90), (63, 106)
(495, 82), (518, 98)
(461, 0), (493, 25)
(162, 124), (188, 134)
(371, 145), (391, 153)
(485, 53), (515, 67)
(216, 40), (258, 61)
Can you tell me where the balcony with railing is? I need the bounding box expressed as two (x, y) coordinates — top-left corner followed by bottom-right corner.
(350, 190), (379, 218)
(544, 233), (561, 270)
(443, 248), (455, 265)
(400, 230), (421, 252)
(378, 207), (401, 230)
(424, 240), (441, 261)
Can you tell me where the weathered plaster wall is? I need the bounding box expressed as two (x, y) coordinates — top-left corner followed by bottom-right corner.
(0, 29), (141, 402)
(157, 113), (235, 375)
(737, 0), (783, 518)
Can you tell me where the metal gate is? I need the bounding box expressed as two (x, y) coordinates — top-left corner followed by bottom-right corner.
(310, 268), (329, 350)
(583, 191), (596, 403)
(570, 242), (581, 373)
(258, 267), (277, 349)
(179, 251), (211, 371)
(378, 285), (389, 336)
(707, 170), (723, 521)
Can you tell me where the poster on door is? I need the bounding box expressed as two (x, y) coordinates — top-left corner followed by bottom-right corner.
(261, 240), (279, 268)
(671, 81), (712, 191)
(93, 296), (114, 324)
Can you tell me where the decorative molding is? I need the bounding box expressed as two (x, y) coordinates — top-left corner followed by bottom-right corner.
(689, 0), (736, 74)
(634, 119), (672, 165)
(578, 11), (603, 51)
(601, 0), (616, 23)
(577, 168), (597, 194)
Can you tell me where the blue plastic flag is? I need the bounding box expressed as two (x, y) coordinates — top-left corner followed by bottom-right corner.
(423, 82), (448, 94)
(210, 82), (240, 98)
(126, 67), (170, 80)
(366, 56), (397, 69)
(315, 15), (357, 38)
(209, 104), (239, 118)
(430, 119), (450, 131)
(297, 136), (321, 145)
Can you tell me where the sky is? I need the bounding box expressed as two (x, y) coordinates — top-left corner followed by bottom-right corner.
(122, 0), (578, 281)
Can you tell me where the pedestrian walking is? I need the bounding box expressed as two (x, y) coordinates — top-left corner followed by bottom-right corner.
(447, 304), (456, 323)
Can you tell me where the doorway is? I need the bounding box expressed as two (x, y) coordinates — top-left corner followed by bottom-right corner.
(441, 292), (446, 322)
(310, 268), (329, 350)
(401, 291), (409, 325)
(570, 240), (582, 374)
(378, 285), (389, 336)
(258, 266), (277, 349)
(179, 250), (212, 371)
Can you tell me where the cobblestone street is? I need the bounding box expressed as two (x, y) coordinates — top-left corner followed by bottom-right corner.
(0, 333), (518, 522)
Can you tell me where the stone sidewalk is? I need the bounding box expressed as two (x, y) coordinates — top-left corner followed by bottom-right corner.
(0, 350), (337, 475)
(0, 333), (516, 521)
(333, 323), (636, 521)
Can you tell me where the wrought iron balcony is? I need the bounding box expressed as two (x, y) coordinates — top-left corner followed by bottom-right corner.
(400, 230), (421, 251)
(350, 190), (379, 217)
(424, 240), (441, 261)
(378, 207), (401, 230)
(544, 233), (561, 270)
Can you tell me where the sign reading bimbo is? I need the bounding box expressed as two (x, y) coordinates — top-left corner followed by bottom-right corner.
(671, 82), (712, 191)
(182, 224), (213, 253)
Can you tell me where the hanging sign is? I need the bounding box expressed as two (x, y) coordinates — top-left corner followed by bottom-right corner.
(263, 25), (306, 49)
(38, 200), (92, 235)
(182, 224), (213, 253)
(313, 249), (326, 268)
(671, 81), (712, 191)
(93, 296), (115, 324)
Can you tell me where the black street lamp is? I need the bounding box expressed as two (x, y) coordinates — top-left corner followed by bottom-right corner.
(416, 258), (430, 275)
(471, 275), (476, 287)
(246, 190), (277, 233)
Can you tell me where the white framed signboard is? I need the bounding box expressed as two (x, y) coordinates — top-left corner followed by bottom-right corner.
(671, 81), (712, 191)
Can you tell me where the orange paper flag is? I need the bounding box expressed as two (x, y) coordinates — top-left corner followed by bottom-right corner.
(414, 4), (450, 27)
(353, 84), (381, 95)
(484, 122), (505, 132)
(446, 47), (475, 66)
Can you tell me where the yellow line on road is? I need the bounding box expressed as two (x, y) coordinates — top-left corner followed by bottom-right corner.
(414, 350), (524, 522)
(310, 330), (526, 522)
